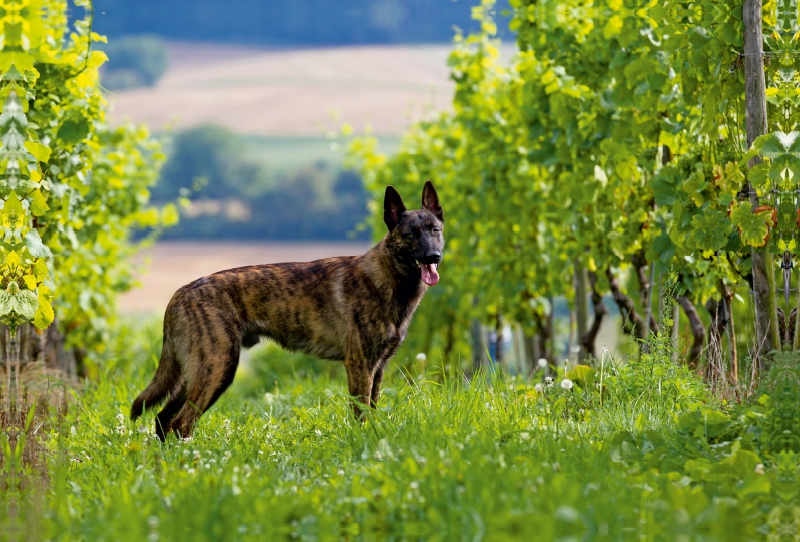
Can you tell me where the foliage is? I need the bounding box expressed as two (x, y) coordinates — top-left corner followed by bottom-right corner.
(99, 34), (168, 90)
(0, 1), (175, 354)
(5, 320), (796, 540)
(348, 0), (800, 367)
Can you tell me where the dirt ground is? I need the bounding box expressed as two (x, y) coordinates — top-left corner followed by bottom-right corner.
(106, 43), (460, 136)
(118, 241), (372, 314)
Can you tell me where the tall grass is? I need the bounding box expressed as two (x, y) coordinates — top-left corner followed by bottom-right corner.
(2, 318), (788, 541)
(4, 324), (780, 540)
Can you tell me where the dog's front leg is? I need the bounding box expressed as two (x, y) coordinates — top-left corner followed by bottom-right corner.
(344, 358), (373, 421)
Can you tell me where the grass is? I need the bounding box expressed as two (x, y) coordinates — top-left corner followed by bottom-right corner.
(2, 321), (794, 541)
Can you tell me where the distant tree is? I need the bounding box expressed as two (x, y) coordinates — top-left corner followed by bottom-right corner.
(100, 35), (168, 90)
(154, 125), (370, 241)
(156, 125), (268, 200)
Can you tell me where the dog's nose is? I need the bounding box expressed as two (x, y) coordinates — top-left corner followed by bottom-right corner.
(421, 252), (441, 265)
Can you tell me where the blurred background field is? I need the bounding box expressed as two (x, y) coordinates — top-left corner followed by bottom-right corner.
(91, 1), (510, 315)
(93, 0), (549, 386)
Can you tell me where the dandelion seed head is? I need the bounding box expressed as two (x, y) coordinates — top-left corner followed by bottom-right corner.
(537, 358), (548, 369)
(561, 378), (574, 390)
(415, 352), (427, 362)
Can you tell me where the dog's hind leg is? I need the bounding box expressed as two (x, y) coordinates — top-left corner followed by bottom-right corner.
(344, 358), (374, 421)
(169, 340), (241, 438)
(154, 383), (186, 441)
(370, 360), (388, 408)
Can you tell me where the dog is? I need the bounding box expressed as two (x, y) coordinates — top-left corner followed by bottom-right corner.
(131, 181), (444, 440)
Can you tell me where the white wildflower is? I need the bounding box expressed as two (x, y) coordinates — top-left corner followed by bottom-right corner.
(561, 378), (574, 390)
(415, 352), (427, 362)
(570, 345), (581, 354)
(534, 383), (544, 394)
(115, 413), (127, 436)
(545, 376), (554, 387)
(755, 463), (765, 475)
(537, 358), (548, 369)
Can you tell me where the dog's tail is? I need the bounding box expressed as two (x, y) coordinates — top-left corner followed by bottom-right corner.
(130, 338), (181, 421)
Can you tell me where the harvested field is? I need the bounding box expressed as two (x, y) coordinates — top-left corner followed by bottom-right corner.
(118, 241), (371, 313)
(106, 43), (464, 136)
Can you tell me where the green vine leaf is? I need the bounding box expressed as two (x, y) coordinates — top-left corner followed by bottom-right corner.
(24, 140), (51, 163)
(0, 287), (38, 322)
(24, 229), (52, 258)
(730, 202), (773, 248)
(29, 188), (49, 216)
(690, 209), (730, 251)
(33, 284), (54, 329)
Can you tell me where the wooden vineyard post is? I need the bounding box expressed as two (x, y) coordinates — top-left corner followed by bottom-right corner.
(743, 0), (780, 363)
(574, 260), (590, 361)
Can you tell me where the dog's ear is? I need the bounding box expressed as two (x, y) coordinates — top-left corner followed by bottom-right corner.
(421, 181), (443, 222)
(384, 185), (407, 231)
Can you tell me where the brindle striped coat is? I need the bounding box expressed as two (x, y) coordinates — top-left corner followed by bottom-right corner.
(131, 181), (444, 439)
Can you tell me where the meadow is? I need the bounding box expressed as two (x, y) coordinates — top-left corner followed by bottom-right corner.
(3, 318), (793, 541)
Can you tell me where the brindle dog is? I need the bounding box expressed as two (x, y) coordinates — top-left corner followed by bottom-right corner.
(131, 181), (444, 440)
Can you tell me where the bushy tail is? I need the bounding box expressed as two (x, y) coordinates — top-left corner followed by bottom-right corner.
(130, 340), (180, 420)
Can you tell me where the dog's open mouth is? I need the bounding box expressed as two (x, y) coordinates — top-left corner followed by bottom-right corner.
(416, 261), (440, 286)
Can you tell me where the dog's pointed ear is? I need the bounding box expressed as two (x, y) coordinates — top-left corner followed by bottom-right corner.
(421, 181), (443, 222)
(384, 185), (407, 231)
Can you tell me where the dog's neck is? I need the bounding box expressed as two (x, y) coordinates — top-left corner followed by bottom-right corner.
(360, 237), (426, 318)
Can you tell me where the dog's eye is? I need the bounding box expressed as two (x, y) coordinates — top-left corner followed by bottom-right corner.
(432, 227), (441, 234)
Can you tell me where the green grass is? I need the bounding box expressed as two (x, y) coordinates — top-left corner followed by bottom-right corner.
(4, 323), (793, 541)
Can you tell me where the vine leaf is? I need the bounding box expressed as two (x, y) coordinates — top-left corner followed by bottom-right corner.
(24, 140), (51, 164)
(730, 202), (774, 247)
(690, 209), (730, 251)
(0, 288), (38, 321)
(30, 189), (49, 216)
(56, 115), (90, 145)
(33, 284), (53, 330)
(24, 228), (53, 258)
(741, 131), (800, 186)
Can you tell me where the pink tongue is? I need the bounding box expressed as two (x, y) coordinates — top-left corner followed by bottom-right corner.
(421, 264), (439, 286)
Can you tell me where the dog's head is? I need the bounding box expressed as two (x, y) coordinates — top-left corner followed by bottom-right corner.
(383, 181), (444, 286)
